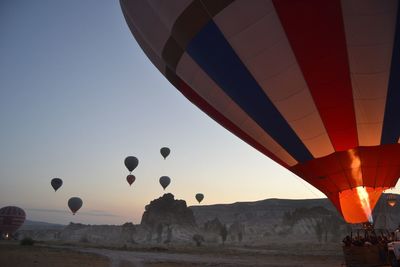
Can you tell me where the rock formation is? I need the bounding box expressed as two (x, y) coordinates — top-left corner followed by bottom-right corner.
(141, 193), (196, 228)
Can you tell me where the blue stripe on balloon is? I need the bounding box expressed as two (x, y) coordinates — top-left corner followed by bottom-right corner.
(381, 4), (400, 144)
(186, 21), (313, 163)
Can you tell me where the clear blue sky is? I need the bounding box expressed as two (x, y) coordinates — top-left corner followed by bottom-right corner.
(0, 0), (328, 225)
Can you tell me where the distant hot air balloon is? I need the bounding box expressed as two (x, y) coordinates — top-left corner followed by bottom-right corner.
(68, 197), (83, 215)
(51, 178), (63, 192)
(160, 147), (170, 159)
(0, 206), (26, 236)
(159, 176), (171, 190)
(195, 193), (204, 204)
(124, 156), (138, 173)
(387, 194), (397, 207)
(126, 174), (136, 186)
(121, 1), (400, 224)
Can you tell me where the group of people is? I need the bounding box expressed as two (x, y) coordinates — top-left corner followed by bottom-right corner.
(342, 233), (392, 247)
(342, 224), (400, 247)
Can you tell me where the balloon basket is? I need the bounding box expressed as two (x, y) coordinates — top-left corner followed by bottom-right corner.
(342, 245), (388, 267)
(342, 226), (392, 267)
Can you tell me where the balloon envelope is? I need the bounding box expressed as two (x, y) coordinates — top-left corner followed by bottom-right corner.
(68, 197), (83, 215)
(195, 193), (204, 204)
(124, 156), (138, 172)
(121, 1), (400, 223)
(159, 176), (171, 190)
(0, 206), (26, 235)
(126, 174), (136, 186)
(160, 147), (170, 159)
(51, 178), (63, 192)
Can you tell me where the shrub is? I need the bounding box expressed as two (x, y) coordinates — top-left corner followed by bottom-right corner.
(20, 237), (35, 246)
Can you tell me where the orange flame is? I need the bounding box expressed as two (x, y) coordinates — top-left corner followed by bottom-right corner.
(347, 149), (373, 223)
(388, 200), (396, 207)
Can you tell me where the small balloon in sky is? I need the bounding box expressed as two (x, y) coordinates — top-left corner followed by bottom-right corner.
(68, 197), (83, 215)
(159, 176), (171, 190)
(126, 174), (136, 186)
(195, 193), (204, 204)
(124, 156), (139, 173)
(51, 178), (63, 192)
(160, 147), (170, 159)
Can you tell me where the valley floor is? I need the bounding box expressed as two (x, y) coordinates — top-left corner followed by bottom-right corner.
(0, 241), (350, 267)
(0, 242), (109, 267)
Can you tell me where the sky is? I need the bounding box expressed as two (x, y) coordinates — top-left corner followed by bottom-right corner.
(0, 0), (338, 225)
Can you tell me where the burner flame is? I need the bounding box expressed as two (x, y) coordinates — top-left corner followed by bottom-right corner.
(348, 149), (373, 223)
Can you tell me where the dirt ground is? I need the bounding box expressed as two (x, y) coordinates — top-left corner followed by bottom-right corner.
(0, 242), (110, 267)
(0, 241), (347, 267)
(73, 242), (346, 267)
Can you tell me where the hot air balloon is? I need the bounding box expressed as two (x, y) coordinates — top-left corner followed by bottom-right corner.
(195, 193), (204, 204)
(159, 176), (171, 190)
(160, 147), (170, 159)
(126, 174), (136, 186)
(387, 194), (397, 207)
(51, 178), (63, 192)
(68, 197), (83, 215)
(0, 206), (26, 237)
(124, 156), (138, 173)
(121, 1), (400, 223)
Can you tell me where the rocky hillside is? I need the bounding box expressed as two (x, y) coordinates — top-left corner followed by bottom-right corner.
(18, 194), (400, 246)
(191, 194), (400, 244)
(191, 198), (334, 225)
(191, 198), (344, 243)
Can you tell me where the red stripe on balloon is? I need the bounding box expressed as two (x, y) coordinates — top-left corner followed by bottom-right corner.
(168, 71), (290, 168)
(273, 0), (358, 151)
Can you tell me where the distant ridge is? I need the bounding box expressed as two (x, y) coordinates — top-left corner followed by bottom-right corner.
(190, 194), (400, 230)
(20, 220), (65, 230)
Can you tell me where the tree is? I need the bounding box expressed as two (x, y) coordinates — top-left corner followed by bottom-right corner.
(156, 223), (163, 243)
(165, 224), (173, 244)
(220, 224), (228, 245)
(314, 220), (323, 243)
(238, 232), (243, 243)
(192, 234), (205, 247)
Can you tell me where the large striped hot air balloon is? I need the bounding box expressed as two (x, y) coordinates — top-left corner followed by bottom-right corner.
(121, 0), (400, 223)
(0, 206), (26, 236)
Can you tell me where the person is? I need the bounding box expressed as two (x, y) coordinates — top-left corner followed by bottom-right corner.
(342, 235), (352, 246)
(395, 224), (400, 241)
